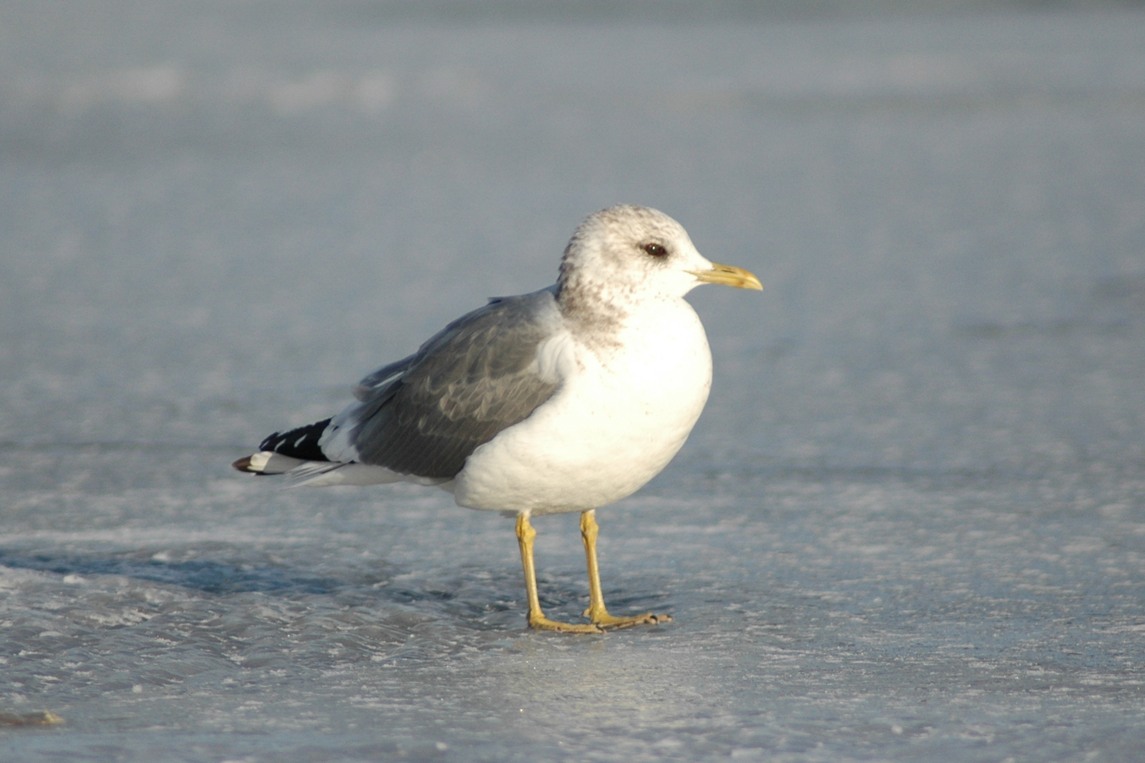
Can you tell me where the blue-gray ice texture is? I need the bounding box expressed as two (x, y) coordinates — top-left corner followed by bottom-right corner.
(2, 2), (1144, 761)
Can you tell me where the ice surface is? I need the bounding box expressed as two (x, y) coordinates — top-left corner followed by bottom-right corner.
(2, 2), (1144, 761)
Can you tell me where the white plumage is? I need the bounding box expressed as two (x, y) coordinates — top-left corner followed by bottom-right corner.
(234, 204), (761, 632)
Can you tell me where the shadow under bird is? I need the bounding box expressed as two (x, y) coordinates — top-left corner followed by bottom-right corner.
(233, 204), (761, 632)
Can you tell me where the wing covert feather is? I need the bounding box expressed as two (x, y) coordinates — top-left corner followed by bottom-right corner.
(336, 289), (562, 479)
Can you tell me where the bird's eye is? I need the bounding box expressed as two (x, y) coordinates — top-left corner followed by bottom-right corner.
(641, 242), (668, 258)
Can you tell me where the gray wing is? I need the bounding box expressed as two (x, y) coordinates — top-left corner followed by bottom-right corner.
(326, 288), (562, 479)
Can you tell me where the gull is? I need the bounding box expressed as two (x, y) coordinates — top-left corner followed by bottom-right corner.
(233, 205), (761, 632)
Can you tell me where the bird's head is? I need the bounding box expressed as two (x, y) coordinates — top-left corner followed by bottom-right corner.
(557, 205), (761, 319)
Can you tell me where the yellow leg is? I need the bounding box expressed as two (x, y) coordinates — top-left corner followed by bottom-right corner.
(580, 509), (670, 629)
(516, 513), (603, 633)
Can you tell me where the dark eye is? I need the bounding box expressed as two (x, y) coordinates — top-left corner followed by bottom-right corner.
(641, 242), (668, 258)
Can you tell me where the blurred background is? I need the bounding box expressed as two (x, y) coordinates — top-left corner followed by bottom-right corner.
(2, 2), (1144, 761)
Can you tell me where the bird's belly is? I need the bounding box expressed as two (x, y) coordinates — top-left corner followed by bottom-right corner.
(452, 307), (713, 514)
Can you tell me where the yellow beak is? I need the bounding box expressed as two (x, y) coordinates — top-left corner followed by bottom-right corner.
(690, 262), (763, 291)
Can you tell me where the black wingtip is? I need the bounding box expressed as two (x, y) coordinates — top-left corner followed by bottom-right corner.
(257, 418), (333, 461)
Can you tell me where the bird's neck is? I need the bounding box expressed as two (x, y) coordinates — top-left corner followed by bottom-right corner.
(555, 274), (630, 338)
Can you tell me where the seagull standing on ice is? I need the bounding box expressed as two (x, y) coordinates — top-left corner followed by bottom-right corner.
(233, 205), (762, 632)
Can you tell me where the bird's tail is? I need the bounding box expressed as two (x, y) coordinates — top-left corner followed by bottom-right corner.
(232, 417), (334, 476)
(231, 451), (309, 475)
(231, 416), (436, 487)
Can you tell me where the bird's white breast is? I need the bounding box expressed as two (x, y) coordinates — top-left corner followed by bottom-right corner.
(452, 298), (713, 514)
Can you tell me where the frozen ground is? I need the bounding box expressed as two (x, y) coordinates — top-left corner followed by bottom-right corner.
(2, 2), (1145, 761)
